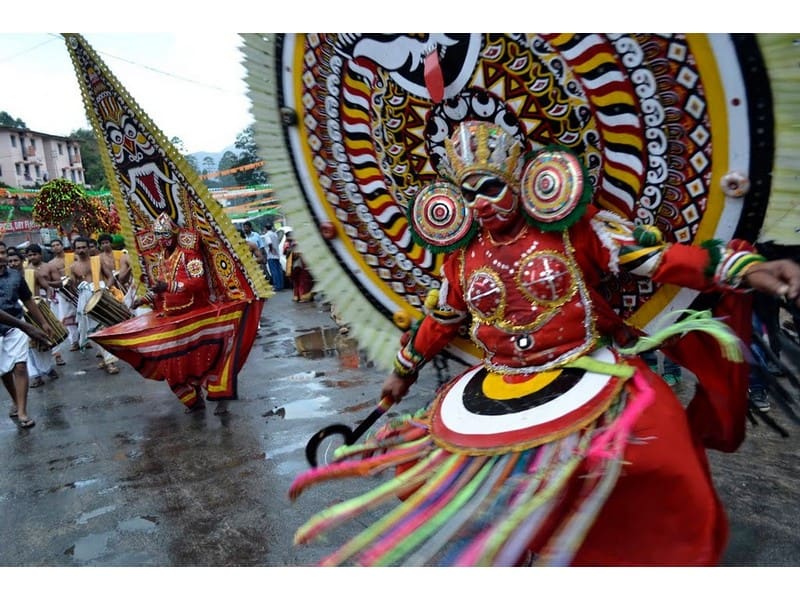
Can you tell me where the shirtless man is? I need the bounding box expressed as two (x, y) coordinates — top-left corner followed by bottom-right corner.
(98, 233), (132, 302)
(70, 237), (120, 374)
(48, 239), (80, 352)
(26, 244), (67, 367)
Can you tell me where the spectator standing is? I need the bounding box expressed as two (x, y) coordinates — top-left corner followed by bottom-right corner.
(262, 223), (284, 291)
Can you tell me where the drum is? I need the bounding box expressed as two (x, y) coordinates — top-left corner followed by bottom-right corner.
(84, 289), (134, 328)
(58, 276), (79, 307)
(23, 297), (69, 352)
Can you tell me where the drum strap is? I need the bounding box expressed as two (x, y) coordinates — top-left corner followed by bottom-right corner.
(90, 255), (102, 291)
(24, 268), (36, 293)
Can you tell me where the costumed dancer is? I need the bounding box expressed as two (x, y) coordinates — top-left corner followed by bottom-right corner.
(288, 120), (800, 566)
(283, 231), (314, 303)
(131, 213), (214, 412)
(63, 33), (269, 421)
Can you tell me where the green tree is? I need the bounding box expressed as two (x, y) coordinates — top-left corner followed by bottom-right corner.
(0, 111), (26, 128)
(170, 136), (200, 173)
(233, 125), (268, 186)
(218, 150), (240, 187)
(70, 128), (108, 190)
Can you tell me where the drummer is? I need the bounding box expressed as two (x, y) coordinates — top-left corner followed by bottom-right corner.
(69, 236), (120, 375)
(0, 242), (55, 428)
(27, 244), (68, 368)
(47, 239), (80, 352)
(98, 233), (132, 302)
(18, 244), (61, 388)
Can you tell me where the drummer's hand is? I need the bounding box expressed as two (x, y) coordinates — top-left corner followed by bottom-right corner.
(41, 323), (55, 340)
(151, 280), (168, 294)
(381, 370), (417, 404)
(743, 259), (800, 307)
(133, 292), (153, 308)
(23, 324), (51, 345)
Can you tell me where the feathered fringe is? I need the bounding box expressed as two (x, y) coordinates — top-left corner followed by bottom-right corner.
(241, 34), (404, 370)
(757, 34), (800, 245)
(289, 394), (632, 566)
(618, 309), (745, 363)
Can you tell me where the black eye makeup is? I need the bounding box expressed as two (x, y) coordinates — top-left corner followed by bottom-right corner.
(461, 177), (506, 205)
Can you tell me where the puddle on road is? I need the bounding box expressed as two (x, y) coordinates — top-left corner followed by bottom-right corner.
(118, 515), (158, 532)
(65, 532), (111, 561)
(294, 327), (362, 368)
(66, 515), (159, 563)
(266, 396), (332, 420)
(77, 504), (116, 524)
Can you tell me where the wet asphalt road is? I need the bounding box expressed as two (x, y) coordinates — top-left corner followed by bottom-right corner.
(0, 289), (798, 566)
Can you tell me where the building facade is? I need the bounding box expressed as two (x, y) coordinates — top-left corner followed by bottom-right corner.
(0, 126), (85, 188)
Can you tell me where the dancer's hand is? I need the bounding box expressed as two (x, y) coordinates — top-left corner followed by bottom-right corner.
(744, 259), (800, 307)
(381, 370), (417, 403)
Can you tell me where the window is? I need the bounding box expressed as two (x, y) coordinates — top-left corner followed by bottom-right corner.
(16, 164), (22, 175)
(35, 166), (41, 177)
(10, 135), (16, 148)
(58, 143), (63, 155)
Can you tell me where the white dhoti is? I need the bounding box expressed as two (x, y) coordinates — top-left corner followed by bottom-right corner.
(28, 346), (55, 378)
(76, 281), (117, 365)
(54, 290), (79, 346)
(47, 296), (66, 356)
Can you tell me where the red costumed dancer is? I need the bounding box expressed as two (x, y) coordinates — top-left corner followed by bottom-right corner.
(63, 33), (271, 415)
(287, 120), (800, 566)
(284, 232), (315, 303)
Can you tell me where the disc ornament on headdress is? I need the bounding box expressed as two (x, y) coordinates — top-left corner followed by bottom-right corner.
(409, 120), (523, 254)
(409, 120), (593, 253)
(520, 145), (592, 232)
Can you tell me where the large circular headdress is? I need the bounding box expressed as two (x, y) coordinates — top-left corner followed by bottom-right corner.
(242, 33), (800, 369)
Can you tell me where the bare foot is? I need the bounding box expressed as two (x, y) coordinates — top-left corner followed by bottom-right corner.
(213, 401), (229, 416)
(184, 401), (206, 414)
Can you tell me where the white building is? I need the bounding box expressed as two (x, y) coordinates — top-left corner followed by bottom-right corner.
(0, 126), (85, 188)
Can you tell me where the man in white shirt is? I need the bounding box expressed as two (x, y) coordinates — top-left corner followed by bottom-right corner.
(261, 223), (284, 291)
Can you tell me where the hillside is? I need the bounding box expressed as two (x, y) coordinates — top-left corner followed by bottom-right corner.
(189, 145), (238, 171)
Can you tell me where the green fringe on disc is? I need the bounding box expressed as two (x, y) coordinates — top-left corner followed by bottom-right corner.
(618, 309), (744, 363)
(241, 34), (401, 370)
(757, 34), (800, 245)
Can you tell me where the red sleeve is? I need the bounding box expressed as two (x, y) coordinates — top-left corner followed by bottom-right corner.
(651, 243), (715, 291)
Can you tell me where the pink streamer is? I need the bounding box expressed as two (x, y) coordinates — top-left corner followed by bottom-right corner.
(586, 370), (654, 468)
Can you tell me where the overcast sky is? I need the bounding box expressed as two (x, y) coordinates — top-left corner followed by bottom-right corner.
(0, 7), (781, 155)
(0, 32), (250, 155)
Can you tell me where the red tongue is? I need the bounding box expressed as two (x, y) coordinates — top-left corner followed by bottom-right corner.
(424, 48), (444, 103)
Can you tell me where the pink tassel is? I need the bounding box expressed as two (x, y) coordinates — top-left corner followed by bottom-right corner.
(586, 371), (654, 468)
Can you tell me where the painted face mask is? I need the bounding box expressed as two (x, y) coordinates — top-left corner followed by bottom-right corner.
(461, 174), (519, 232)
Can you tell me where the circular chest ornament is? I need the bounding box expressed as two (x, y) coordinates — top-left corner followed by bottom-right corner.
(518, 252), (574, 306)
(521, 149), (587, 228)
(409, 182), (476, 253)
(466, 270), (504, 322)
